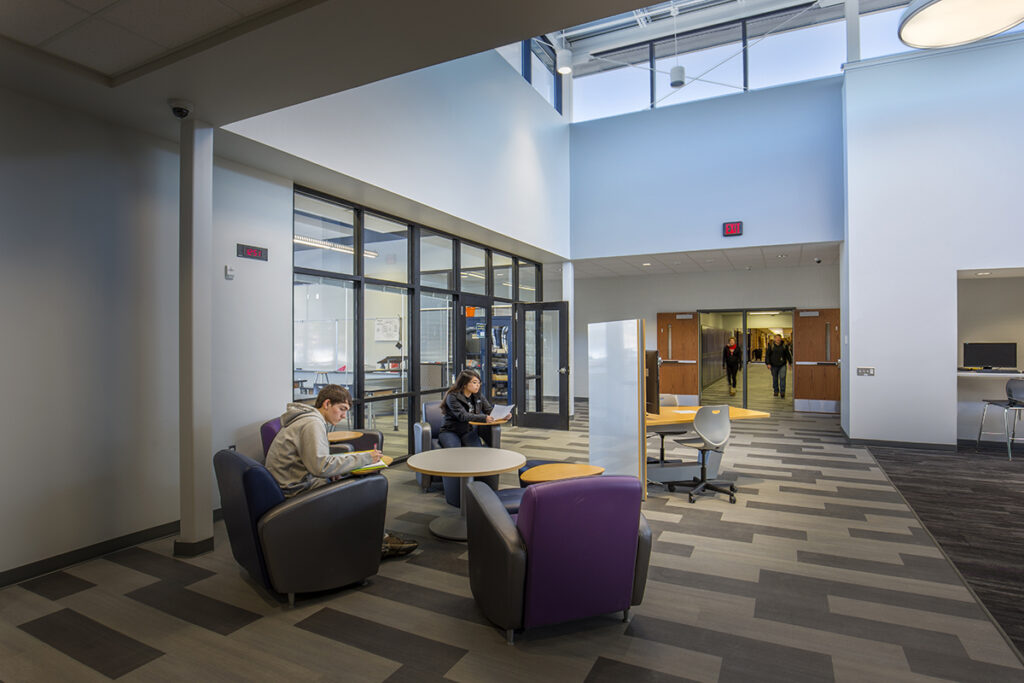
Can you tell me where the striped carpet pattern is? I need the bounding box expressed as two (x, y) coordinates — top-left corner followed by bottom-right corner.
(1, 405), (1022, 681)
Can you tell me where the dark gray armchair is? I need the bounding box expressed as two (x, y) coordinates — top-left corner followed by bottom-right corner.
(213, 449), (387, 606)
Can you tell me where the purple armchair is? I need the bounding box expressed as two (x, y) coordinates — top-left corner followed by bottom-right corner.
(465, 475), (651, 644)
(260, 416), (383, 459)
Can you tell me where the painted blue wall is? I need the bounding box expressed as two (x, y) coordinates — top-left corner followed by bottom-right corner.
(570, 77), (844, 259)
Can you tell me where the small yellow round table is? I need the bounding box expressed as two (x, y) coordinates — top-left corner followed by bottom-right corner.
(327, 430), (363, 443)
(520, 463), (605, 484)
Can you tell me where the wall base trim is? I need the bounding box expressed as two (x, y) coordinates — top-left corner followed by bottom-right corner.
(0, 509), (223, 589)
(850, 438), (956, 451)
(174, 536), (215, 557)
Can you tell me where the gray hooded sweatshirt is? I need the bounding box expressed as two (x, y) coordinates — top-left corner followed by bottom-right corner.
(264, 403), (374, 497)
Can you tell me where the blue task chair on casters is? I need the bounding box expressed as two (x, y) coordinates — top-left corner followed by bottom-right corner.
(213, 449), (387, 606)
(413, 400), (540, 512)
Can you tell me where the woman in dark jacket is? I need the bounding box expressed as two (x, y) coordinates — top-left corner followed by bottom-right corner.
(438, 369), (499, 497)
(722, 336), (743, 396)
(439, 369), (495, 448)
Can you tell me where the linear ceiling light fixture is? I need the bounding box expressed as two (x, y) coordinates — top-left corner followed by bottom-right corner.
(899, 0), (1024, 48)
(293, 235), (378, 258)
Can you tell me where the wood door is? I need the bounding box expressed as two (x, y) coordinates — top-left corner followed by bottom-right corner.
(656, 313), (698, 397)
(793, 308), (840, 412)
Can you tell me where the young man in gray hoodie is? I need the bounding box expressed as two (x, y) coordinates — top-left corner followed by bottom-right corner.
(265, 384), (417, 557)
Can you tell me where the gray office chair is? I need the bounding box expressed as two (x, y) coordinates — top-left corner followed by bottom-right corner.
(975, 379), (1024, 461)
(664, 405), (736, 504)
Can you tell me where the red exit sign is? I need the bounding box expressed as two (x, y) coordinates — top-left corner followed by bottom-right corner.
(723, 221), (743, 237)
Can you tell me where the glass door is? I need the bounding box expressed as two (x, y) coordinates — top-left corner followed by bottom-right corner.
(514, 301), (569, 429)
(698, 311), (746, 410)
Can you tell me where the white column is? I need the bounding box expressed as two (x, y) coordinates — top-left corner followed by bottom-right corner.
(176, 118), (214, 557)
(846, 0), (861, 63)
(562, 261), (575, 416)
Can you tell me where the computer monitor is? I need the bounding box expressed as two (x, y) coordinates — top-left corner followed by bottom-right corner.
(645, 350), (660, 415)
(963, 342), (1017, 369)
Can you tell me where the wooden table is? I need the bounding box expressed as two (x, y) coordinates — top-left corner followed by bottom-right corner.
(646, 405), (770, 427)
(520, 463), (604, 484)
(407, 447), (525, 541)
(327, 430), (363, 443)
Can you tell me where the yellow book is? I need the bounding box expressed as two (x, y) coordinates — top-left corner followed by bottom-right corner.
(350, 453), (393, 475)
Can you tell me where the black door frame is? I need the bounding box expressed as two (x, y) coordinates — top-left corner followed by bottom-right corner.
(514, 301), (569, 430)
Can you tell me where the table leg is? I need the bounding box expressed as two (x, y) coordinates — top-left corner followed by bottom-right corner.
(427, 476), (472, 541)
(393, 395), (399, 431)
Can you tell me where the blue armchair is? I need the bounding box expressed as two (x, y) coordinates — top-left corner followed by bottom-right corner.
(213, 449), (387, 606)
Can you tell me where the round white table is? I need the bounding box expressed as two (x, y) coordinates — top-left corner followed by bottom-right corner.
(407, 447), (525, 541)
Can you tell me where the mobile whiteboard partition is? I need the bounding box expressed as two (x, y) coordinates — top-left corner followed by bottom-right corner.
(588, 319), (646, 488)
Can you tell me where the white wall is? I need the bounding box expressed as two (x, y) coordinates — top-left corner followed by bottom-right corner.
(570, 77), (844, 259)
(0, 87), (180, 572)
(0, 86), (295, 575)
(212, 161), (294, 462)
(227, 50), (571, 258)
(844, 35), (1024, 445)
(573, 265), (839, 396)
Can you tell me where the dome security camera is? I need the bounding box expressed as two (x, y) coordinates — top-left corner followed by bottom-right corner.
(168, 99), (194, 120)
(813, 257), (822, 264)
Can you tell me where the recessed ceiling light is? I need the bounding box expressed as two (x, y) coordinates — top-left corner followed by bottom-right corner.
(777, 254), (787, 259)
(642, 262), (651, 266)
(976, 271), (992, 276)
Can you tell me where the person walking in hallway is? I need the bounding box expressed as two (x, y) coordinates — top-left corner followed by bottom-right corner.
(765, 333), (792, 398)
(723, 336), (743, 396)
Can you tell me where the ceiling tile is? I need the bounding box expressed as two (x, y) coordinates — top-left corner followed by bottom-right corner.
(102, 0), (241, 48)
(763, 245), (802, 269)
(0, 0), (88, 46)
(799, 242), (840, 265)
(722, 247), (766, 269)
(218, 0), (295, 17)
(64, 0), (120, 13)
(43, 17), (164, 75)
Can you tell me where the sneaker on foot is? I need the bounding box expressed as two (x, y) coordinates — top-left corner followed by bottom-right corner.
(780, 392), (785, 398)
(773, 391), (779, 397)
(382, 533), (418, 558)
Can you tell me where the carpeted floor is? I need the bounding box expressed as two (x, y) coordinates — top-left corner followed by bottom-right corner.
(2, 406), (1022, 681)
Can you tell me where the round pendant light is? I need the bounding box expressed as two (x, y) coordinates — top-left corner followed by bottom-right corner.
(670, 65), (686, 88)
(899, 0), (1024, 49)
(556, 48), (572, 75)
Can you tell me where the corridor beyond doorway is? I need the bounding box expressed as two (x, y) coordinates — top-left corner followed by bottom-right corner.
(698, 309), (794, 415)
